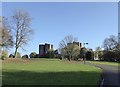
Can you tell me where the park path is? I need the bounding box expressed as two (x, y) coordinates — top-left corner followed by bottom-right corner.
(86, 62), (120, 87)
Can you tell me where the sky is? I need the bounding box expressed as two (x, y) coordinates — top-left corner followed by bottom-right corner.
(2, 2), (118, 56)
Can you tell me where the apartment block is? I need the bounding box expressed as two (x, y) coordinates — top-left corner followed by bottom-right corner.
(39, 43), (53, 57)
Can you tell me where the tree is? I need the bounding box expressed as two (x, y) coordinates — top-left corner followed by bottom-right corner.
(80, 47), (87, 58)
(1, 50), (8, 60)
(102, 51), (116, 61)
(47, 49), (55, 58)
(9, 54), (15, 58)
(79, 47), (87, 63)
(54, 50), (59, 58)
(114, 49), (120, 61)
(0, 17), (13, 49)
(94, 47), (103, 60)
(8, 52), (21, 58)
(80, 47), (87, 64)
(60, 48), (67, 59)
(22, 54), (28, 58)
(11, 10), (33, 58)
(113, 44), (120, 61)
(29, 52), (37, 58)
(68, 44), (80, 60)
(59, 35), (80, 61)
(0, 17), (13, 59)
(86, 49), (94, 60)
(103, 35), (118, 51)
(35, 54), (39, 58)
(46, 49), (59, 58)
(102, 35), (120, 61)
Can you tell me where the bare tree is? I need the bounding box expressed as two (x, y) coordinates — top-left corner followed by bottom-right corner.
(11, 10), (33, 58)
(59, 35), (80, 61)
(0, 17), (13, 59)
(102, 35), (120, 61)
(103, 35), (118, 51)
(0, 17), (13, 49)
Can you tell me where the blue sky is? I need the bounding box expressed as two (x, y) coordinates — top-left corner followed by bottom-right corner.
(2, 2), (118, 56)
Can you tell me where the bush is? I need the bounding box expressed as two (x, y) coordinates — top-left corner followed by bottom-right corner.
(22, 54), (28, 58)
(35, 54), (39, 58)
(9, 54), (15, 58)
(9, 52), (21, 58)
(86, 51), (94, 60)
(103, 51), (116, 62)
(1, 50), (8, 60)
(29, 52), (37, 58)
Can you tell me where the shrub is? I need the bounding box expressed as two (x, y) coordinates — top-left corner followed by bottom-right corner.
(9, 54), (15, 58)
(1, 50), (8, 60)
(22, 54), (28, 58)
(29, 52), (37, 58)
(103, 51), (116, 62)
(35, 54), (39, 58)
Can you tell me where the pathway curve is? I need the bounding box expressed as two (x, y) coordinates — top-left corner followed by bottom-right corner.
(86, 62), (120, 87)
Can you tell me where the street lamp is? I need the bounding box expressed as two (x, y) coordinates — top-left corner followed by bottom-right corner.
(83, 43), (88, 64)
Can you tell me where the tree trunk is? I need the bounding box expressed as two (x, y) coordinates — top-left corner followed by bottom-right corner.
(68, 58), (70, 61)
(0, 47), (3, 57)
(68, 56), (71, 61)
(14, 47), (18, 58)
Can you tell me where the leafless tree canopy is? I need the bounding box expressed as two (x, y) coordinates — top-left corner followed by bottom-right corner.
(103, 35), (118, 51)
(0, 17), (13, 49)
(11, 9), (33, 58)
(59, 35), (80, 61)
(59, 35), (78, 49)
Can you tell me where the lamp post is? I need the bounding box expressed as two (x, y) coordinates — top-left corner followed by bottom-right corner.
(83, 43), (88, 64)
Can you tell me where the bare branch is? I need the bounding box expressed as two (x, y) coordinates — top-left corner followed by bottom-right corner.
(11, 9), (33, 58)
(59, 35), (79, 61)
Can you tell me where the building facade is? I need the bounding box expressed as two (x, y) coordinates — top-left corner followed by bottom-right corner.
(39, 43), (53, 57)
(73, 42), (82, 48)
(67, 42), (82, 49)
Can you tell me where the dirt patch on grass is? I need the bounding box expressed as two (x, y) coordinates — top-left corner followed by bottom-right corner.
(2, 58), (33, 64)
(2, 58), (84, 64)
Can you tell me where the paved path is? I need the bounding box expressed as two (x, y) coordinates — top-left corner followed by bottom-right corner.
(86, 62), (120, 87)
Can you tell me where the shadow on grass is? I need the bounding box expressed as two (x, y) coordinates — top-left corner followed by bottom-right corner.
(2, 70), (101, 87)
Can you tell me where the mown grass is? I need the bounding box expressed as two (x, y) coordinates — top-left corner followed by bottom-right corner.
(0, 60), (2, 86)
(2, 58), (102, 85)
(87, 61), (119, 66)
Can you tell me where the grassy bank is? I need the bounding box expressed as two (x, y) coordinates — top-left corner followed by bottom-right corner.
(2, 58), (102, 85)
(87, 61), (119, 66)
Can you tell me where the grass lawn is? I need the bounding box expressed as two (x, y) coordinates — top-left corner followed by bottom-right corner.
(87, 61), (119, 66)
(0, 60), (2, 86)
(2, 58), (102, 85)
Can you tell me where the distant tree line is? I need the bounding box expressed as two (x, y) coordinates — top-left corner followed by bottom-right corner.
(94, 35), (120, 62)
(2, 34), (119, 62)
(58, 35), (94, 61)
(59, 35), (120, 62)
(4, 50), (59, 59)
